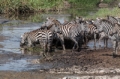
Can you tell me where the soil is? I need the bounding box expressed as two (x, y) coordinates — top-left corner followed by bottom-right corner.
(0, 48), (120, 79)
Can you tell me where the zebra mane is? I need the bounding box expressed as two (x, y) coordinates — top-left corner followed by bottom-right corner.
(100, 19), (112, 24)
(115, 23), (120, 27)
(30, 28), (41, 32)
(53, 19), (61, 26)
(107, 15), (116, 20)
(47, 19), (61, 30)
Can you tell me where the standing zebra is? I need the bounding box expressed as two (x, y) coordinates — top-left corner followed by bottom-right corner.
(36, 29), (54, 52)
(41, 17), (83, 51)
(107, 15), (118, 25)
(109, 23), (120, 55)
(97, 19), (120, 56)
(92, 18), (109, 48)
(85, 20), (98, 48)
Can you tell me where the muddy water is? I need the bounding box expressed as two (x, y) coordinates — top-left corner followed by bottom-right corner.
(0, 14), (117, 79)
(0, 14), (71, 71)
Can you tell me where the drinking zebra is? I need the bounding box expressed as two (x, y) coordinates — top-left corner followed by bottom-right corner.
(20, 28), (41, 47)
(20, 28), (54, 52)
(36, 29), (54, 52)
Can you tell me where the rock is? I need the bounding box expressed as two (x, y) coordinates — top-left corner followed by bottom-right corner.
(118, 3), (120, 8)
(98, 3), (108, 8)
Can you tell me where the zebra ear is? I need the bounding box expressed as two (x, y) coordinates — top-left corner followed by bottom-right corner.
(82, 18), (85, 21)
(96, 17), (98, 20)
(118, 22), (120, 24)
(76, 16), (79, 19)
(92, 20), (94, 23)
(86, 21), (88, 23)
(21, 35), (23, 38)
(96, 17), (100, 20)
(46, 17), (50, 20)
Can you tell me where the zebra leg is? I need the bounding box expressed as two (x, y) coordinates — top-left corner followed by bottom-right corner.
(59, 34), (66, 50)
(98, 32), (105, 48)
(104, 38), (108, 49)
(47, 42), (52, 52)
(115, 41), (118, 55)
(112, 40), (118, 56)
(103, 38), (106, 49)
(94, 32), (97, 49)
(27, 37), (32, 47)
(98, 36), (103, 48)
(71, 38), (79, 51)
(43, 42), (47, 53)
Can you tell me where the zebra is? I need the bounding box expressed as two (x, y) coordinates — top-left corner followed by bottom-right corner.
(73, 17), (98, 48)
(85, 20), (98, 48)
(107, 15), (118, 25)
(20, 28), (54, 52)
(41, 17), (83, 51)
(110, 23), (120, 53)
(36, 29), (54, 52)
(92, 18), (109, 48)
(97, 19), (120, 56)
(20, 28), (41, 47)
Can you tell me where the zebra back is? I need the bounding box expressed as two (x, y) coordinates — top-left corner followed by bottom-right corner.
(99, 19), (113, 34)
(36, 29), (54, 52)
(107, 15), (118, 25)
(111, 23), (120, 37)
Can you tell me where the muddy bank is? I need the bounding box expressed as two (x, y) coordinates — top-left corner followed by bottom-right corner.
(44, 48), (120, 75)
(0, 49), (120, 79)
(0, 71), (120, 79)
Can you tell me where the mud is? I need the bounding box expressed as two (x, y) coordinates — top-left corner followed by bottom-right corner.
(0, 48), (120, 79)
(47, 48), (120, 74)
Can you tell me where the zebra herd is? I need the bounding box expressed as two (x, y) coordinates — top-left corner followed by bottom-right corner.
(20, 15), (120, 57)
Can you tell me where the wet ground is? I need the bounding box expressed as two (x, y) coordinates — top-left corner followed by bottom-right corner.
(0, 14), (120, 79)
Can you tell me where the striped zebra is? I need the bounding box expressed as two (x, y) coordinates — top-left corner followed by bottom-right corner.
(41, 17), (83, 51)
(73, 17), (98, 48)
(20, 28), (41, 47)
(107, 15), (118, 25)
(36, 29), (54, 52)
(20, 28), (54, 52)
(97, 19), (120, 56)
(85, 20), (98, 48)
(92, 18), (109, 48)
(110, 23), (120, 53)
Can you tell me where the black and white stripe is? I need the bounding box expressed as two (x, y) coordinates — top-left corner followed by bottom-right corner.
(20, 28), (41, 47)
(107, 15), (118, 25)
(41, 17), (83, 51)
(98, 19), (120, 56)
(36, 30), (54, 52)
(20, 28), (54, 52)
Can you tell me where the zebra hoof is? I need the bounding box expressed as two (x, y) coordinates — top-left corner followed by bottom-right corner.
(112, 53), (117, 58)
(99, 45), (101, 48)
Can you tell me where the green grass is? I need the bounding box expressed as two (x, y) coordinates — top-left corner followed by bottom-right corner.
(85, 7), (120, 19)
(0, 0), (115, 14)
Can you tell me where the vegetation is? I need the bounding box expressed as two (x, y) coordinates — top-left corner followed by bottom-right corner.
(0, 0), (115, 14)
(86, 7), (120, 19)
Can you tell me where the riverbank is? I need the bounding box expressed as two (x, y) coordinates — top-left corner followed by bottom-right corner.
(0, 0), (116, 14)
(0, 48), (120, 79)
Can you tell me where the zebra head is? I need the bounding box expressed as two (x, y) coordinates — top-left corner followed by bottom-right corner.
(20, 32), (29, 47)
(75, 16), (84, 23)
(41, 17), (55, 29)
(41, 17), (62, 33)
